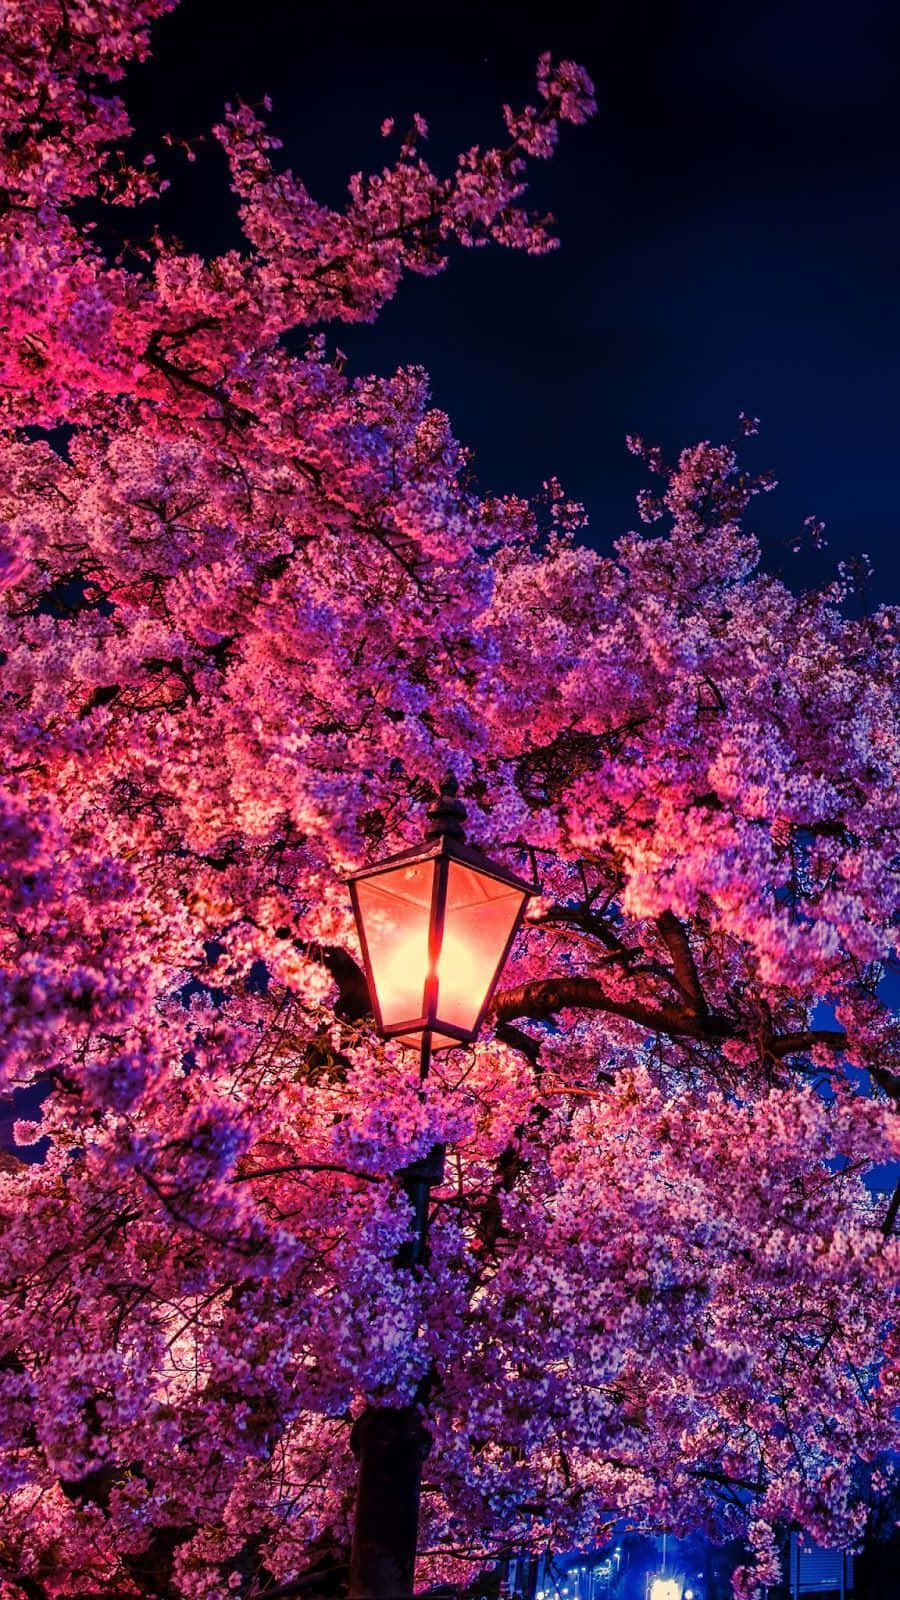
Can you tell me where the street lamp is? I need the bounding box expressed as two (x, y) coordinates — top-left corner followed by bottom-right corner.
(348, 771), (533, 1068)
(346, 772), (534, 1600)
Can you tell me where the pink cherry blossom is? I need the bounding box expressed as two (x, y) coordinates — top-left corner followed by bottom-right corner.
(0, 6), (896, 1600)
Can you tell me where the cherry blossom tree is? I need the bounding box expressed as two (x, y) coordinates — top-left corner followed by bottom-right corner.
(0, 4), (897, 1598)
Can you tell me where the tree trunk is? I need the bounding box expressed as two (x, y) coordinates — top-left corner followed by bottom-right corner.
(348, 1404), (430, 1599)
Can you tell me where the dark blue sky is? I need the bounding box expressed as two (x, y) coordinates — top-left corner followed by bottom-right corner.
(126, 0), (900, 601)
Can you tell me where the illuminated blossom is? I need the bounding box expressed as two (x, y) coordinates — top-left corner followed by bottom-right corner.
(0, 5), (896, 1598)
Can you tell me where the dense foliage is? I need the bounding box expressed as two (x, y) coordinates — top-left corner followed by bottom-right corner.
(0, 4), (897, 1597)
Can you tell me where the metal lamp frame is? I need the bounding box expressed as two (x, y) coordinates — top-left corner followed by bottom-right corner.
(347, 774), (535, 1051)
(348, 831), (534, 1047)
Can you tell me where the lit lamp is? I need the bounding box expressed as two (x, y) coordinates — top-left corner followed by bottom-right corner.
(348, 772), (533, 1071)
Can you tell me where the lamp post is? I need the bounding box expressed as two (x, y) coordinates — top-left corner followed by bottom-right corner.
(346, 773), (534, 1600)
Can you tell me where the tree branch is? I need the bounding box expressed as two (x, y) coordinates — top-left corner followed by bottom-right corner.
(490, 976), (732, 1042)
(494, 1020), (542, 1063)
(881, 1177), (900, 1238)
(490, 978), (852, 1067)
(656, 909), (708, 1013)
(767, 1029), (847, 1058)
(296, 941), (370, 1020)
(232, 1162), (382, 1185)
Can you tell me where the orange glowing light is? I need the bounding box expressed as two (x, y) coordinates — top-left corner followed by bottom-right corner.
(348, 777), (535, 1049)
(377, 926), (482, 1031)
(349, 847), (531, 1047)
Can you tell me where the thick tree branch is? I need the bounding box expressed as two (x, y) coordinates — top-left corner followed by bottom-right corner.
(656, 909), (708, 1013)
(297, 941), (370, 1020)
(490, 976), (733, 1042)
(494, 1020), (542, 1063)
(767, 1029), (847, 1058)
(490, 978), (852, 1066)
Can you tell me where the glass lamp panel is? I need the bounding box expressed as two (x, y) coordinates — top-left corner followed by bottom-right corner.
(434, 860), (526, 1033)
(354, 860), (436, 1028)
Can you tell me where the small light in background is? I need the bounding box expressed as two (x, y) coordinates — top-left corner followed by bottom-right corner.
(649, 1580), (682, 1600)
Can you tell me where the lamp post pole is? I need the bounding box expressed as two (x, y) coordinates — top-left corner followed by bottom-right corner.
(346, 775), (534, 1600)
(347, 1028), (444, 1599)
(348, 1389), (432, 1600)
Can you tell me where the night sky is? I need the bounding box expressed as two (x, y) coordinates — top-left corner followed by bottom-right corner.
(123, 0), (900, 604)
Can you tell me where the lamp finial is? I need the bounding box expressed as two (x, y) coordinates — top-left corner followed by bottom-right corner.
(425, 770), (466, 842)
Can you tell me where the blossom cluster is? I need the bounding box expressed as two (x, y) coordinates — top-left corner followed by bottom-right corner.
(0, 5), (896, 1599)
